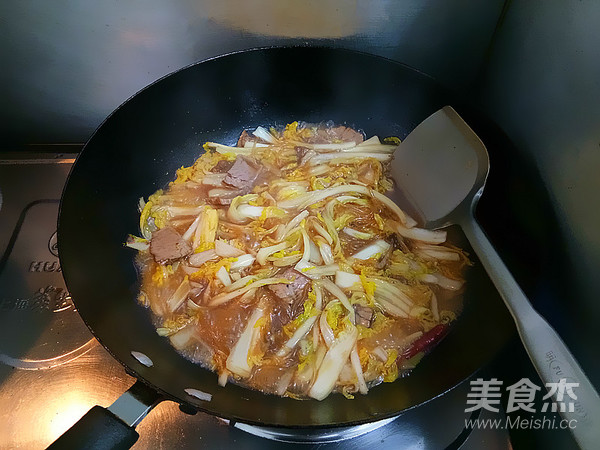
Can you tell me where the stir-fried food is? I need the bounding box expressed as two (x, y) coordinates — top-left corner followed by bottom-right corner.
(127, 122), (470, 400)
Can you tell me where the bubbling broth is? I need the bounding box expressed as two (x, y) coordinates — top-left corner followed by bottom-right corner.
(127, 122), (470, 400)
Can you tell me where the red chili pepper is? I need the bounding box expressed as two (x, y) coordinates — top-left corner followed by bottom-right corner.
(401, 324), (449, 360)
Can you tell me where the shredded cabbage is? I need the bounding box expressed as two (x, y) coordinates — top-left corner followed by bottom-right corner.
(226, 306), (266, 377)
(192, 207), (218, 251)
(131, 122), (469, 400)
(309, 323), (358, 400)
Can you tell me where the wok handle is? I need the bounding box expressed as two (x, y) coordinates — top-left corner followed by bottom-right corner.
(46, 406), (140, 450)
(461, 217), (600, 449)
(47, 380), (161, 450)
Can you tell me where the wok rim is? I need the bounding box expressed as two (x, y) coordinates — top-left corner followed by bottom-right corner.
(57, 45), (515, 428)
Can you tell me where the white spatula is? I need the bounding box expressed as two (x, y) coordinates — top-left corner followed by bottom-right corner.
(391, 106), (600, 449)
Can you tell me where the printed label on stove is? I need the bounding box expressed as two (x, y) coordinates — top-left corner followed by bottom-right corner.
(48, 231), (59, 257)
(28, 260), (61, 272)
(0, 285), (73, 312)
(27, 230), (62, 271)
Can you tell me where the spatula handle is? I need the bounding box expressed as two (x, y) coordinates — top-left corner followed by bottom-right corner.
(461, 217), (600, 448)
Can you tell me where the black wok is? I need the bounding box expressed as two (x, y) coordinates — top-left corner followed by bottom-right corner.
(54, 47), (516, 447)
